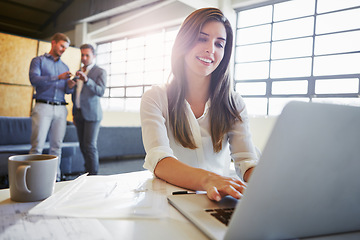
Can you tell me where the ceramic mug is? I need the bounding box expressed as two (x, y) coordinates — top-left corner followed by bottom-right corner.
(8, 154), (58, 202)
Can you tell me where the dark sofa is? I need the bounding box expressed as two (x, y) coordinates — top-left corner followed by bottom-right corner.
(62, 124), (146, 160)
(0, 116), (146, 188)
(0, 117), (84, 187)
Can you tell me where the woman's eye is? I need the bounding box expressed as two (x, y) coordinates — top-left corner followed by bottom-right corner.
(216, 42), (224, 48)
(198, 37), (207, 42)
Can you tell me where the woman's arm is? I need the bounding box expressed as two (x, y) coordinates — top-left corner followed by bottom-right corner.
(243, 167), (254, 182)
(155, 157), (246, 201)
(229, 93), (259, 180)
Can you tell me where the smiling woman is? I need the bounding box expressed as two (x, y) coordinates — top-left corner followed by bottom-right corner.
(140, 8), (258, 202)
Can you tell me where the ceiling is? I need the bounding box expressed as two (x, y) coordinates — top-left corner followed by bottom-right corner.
(0, 0), (145, 39)
(0, 0), (74, 39)
(0, 0), (252, 40)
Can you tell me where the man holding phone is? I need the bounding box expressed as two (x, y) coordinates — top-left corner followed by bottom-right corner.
(71, 44), (107, 175)
(29, 33), (75, 181)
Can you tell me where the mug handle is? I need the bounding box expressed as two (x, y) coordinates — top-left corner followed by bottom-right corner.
(16, 165), (31, 193)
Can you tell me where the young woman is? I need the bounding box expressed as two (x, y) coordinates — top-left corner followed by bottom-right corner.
(140, 8), (258, 201)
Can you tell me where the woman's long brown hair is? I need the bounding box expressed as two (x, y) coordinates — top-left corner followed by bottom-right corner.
(167, 8), (241, 152)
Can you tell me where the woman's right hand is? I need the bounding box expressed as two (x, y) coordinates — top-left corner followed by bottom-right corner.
(201, 173), (247, 201)
(154, 157), (247, 202)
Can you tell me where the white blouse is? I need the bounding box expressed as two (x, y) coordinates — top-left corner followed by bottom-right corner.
(140, 85), (258, 180)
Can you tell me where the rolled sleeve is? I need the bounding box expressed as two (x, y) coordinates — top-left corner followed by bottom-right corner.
(231, 152), (258, 180)
(143, 146), (177, 173)
(141, 86), (174, 173)
(228, 93), (259, 180)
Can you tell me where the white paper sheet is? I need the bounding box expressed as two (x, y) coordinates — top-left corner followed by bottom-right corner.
(28, 172), (168, 219)
(0, 201), (112, 240)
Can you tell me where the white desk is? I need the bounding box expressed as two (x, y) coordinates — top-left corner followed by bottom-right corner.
(1, 171), (360, 240)
(0, 171), (207, 240)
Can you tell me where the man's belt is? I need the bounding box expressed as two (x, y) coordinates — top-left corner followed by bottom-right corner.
(36, 99), (68, 105)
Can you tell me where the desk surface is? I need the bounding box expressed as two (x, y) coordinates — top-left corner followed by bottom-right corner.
(1, 171), (359, 240)
(0, 171), (208, 240)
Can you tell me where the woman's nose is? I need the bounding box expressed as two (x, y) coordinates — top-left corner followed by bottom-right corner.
(205, 42), (215, 54)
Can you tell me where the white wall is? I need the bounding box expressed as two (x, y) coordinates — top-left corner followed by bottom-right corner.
(102, 111), (141, 127)
(248, 116), (277, 152)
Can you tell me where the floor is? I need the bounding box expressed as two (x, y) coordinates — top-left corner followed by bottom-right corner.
(98, 157), (145, 175)
(64, 157), (146, 181)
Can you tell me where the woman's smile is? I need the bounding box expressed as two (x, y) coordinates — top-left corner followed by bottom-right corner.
(197, 56), (214, 65)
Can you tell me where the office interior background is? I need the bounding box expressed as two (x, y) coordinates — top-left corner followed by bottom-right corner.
(0, 0), (359, 126)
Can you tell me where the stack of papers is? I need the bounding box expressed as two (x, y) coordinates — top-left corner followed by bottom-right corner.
(29, 172), (168, 219)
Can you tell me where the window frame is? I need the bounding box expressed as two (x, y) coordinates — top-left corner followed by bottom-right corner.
(234, 0), (360, 116)
(96, 27), (178, 111)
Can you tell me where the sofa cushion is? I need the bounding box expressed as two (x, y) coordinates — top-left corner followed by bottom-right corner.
(98, 126), (145, 159)
(63, 124), (79, 142)
(0, 142), (78, 155)
(0, 117), (32, 145)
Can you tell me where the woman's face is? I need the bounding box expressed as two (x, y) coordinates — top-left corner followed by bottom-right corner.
(184, 21), (226, 79)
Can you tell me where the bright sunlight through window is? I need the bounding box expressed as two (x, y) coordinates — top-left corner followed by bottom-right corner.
(97, 28), (178, 111)
(235, 0), (360, 116)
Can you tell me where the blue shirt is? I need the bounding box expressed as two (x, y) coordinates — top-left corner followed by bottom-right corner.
(29, 53), (73, 103)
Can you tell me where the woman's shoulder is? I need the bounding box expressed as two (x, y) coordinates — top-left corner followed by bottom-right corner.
(231, 91), (246, 108)
(143, 84), (166, 97)
(141, 85), (169, 116)
(142, 84), (168, 104)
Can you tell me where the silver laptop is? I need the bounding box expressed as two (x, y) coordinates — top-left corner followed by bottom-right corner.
(168, 101), (360, 240)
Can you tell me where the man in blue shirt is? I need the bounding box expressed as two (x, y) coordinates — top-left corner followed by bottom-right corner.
(29, 32), (76, 181)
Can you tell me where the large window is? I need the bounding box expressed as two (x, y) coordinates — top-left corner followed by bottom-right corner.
(235, 0), (360, 116)
(97, 27), (178, 111)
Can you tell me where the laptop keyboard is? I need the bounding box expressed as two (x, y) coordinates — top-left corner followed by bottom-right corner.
(205, 208), (234, 226)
